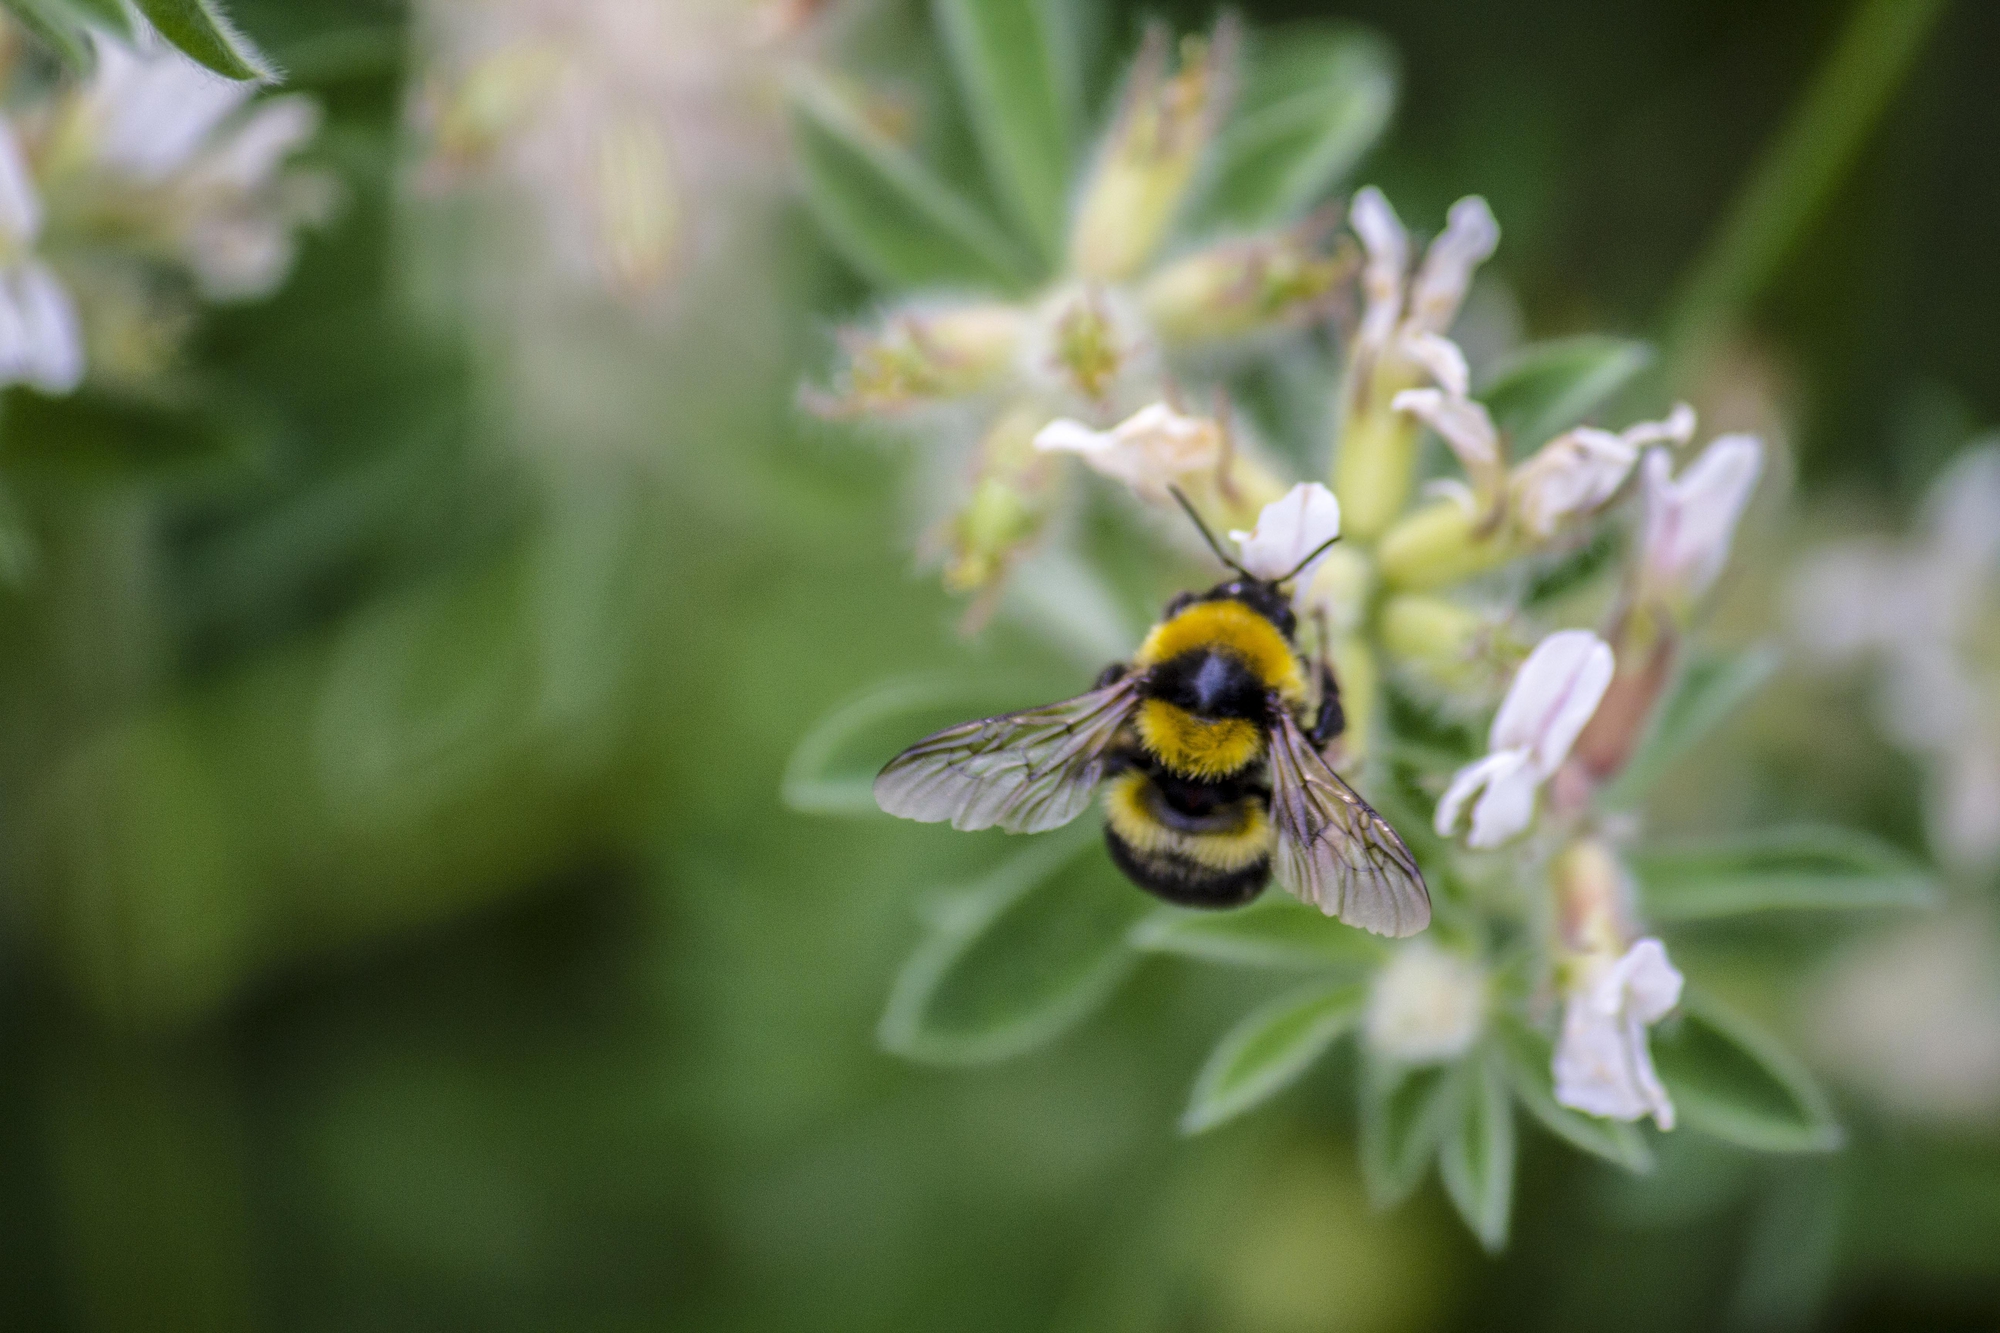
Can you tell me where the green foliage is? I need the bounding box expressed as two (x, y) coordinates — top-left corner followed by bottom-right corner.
(1189, 23), (1398, 232)
(1180, 980), (1365, 1133)
(878, 828), (1146, 1064)
(1438, 1049), (1515, 1252)
(133, 0), (273, 79)
(1129, 895), (1388, 969)
(1631, 825), (1939, 920)
(1652, 992), (1843, 1154)
(1359, 1054), (1454, 1209)
(1476, 335), (1654, 449)
(788, 71), (1036, 292)
(1600, 647), (1781, 808)
(933, 0), (1075, 264)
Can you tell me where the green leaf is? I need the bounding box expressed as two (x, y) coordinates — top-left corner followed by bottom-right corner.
(1598, 646), (1780, 808)
(1475, 336), (1654, 450)
(788, 72), (1034, 293)
(933, 0), (1073, 267)
(1130, 895), (1389, 969)
(1181, 981), (1366, 1134)
(1192, 23), (1397, 231)
(1439, 1050), (1516, 1252)
(781, 672), (1048, 816)
(1629, 825), (1939, 921)
(3, 0), (96, 68)
(878, 827), (1145, 1065)
(133, 0), (275, 81)
(1359, 1053), (1454, 1208)
(55, 0), (131, 33)
(1495, 1016), (1653, 1174)
(1652, 990), (1843, 1153)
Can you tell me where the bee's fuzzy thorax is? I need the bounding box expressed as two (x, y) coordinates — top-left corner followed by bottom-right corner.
(1136, 700), (1263, 778)
(1133, 598), (1307, 701)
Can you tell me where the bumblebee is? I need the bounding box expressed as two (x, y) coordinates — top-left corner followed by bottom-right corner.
(875, 494), (1430, 937)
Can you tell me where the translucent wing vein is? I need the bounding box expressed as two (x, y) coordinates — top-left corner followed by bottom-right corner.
(873, 678), (1140, 833)
(1266, 708), (1430, 936)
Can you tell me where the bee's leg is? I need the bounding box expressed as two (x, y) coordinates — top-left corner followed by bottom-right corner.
(1094, 661), (1129, 690)
(1308, 608), (1345, 749)
(1310, 662), (1346, 748)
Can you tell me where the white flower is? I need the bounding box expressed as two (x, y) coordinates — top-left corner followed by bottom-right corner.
(1635, 433), (1763, 614)
(1435, 629), (1614, 848)
(0, 123), (81, 394)
(1349, 188), (1498, 386)
(1229, 482), (1341, 583)
(1365, 939), (1487, 1063)
(1553, 937), (1683, 1128)
(1789, 442), (2000, 868)
(1033, 402), (1221, 501)
(1391, 381), (1504, 505)
(1511, 403), (1696, 540)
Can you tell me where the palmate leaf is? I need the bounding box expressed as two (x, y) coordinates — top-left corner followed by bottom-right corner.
(1630, 825), (1938, 921)
(1439, 1048), (1515, 1252)
(789, 71), (1035, 293)
(933, 0), (1074, 268)
(1129, 894), (1388, 969)
(1190, 22), (1397, 232)
(1476, 335), (1653, 451)
(1180, 981), (1365, 1134)
(878, 825), (1146, 1065)
(1494, 1016), (1653, 1174)
(1651, 990), (1843, 1154)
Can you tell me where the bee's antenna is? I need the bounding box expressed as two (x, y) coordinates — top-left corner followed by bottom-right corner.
(1275, 533), (1343, 585)
(1168, 485), (1252, 578)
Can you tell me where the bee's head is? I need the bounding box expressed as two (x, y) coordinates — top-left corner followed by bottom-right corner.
(1165, 486), (1331, 639)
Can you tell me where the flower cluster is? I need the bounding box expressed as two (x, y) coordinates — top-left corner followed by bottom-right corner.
(791, 14), (1903, 1251)
(0, 21), (331, 393)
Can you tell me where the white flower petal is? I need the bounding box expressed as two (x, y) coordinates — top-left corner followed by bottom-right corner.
(1554, 938), (1682, 1128)
(1365, 940), (1487, 1064)
(1434, 748), (1528, 841)
(1466, 750), (1542, 848)
(1640, 435), (1764, 606)
(88, 36), (253, 182)
(1510, 427), (1639, 538)
(1405, 195), (1498, 337)
(1620, 402), (1697, 451)
(1392, 386), (1500, 480)
(1403, 332), (1469, 398)
(1229, 482), (1342, 582)
(1033, 402), (1221, 498)
(1489, 628), (1614, 775)
(1349, 186), (1409, 358)
(1921, 442), (2000, 572)
(14, 263), (82, 393)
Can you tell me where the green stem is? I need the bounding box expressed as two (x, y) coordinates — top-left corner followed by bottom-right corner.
(1659, 0), (1949, 378)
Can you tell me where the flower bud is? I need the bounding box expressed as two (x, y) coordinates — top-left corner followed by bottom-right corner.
(814, 303), (1025, 417)
(943, 406), (1051, 593)
(1380, 593), (1484, 677)
(1069, 24), (1233, 283)
(1138, 224), (1353, 346)
(1376, 499), (1515, 591)
(1365, 939), (1487, 1064)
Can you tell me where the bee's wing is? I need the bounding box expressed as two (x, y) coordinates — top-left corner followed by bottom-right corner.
(1265, 708), (1431, 937)
(873, 677), (1141, 834)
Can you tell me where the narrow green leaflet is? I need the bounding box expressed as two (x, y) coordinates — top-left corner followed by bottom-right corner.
(1439, 1051), (1516, 1252)
(1651, 991), (1842, 1153)
(54, 0), (130, 29)
(3, 0), (98, 67)
(1475, 336), (1653, 451)
(1359, 1054), (1454, 1209)
(781, 672), (1047, 815)
(1599, 646), (1780, 809)
(1192, 23), (1397, 231)
(933, 0), (1073, 267)
(789, 72), (1035, 293)
(1630, 825), (1938, 921)
(1495, 1016), (1653, 1174)
(134, 0), (274, 81)
(1180, 981), (1366, 1134)
(1129, 895), (1388, 970)
(878, 826), (1145, 1065)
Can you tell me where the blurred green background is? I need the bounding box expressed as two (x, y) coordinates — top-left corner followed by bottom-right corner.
(1, 0), (1997, 1329)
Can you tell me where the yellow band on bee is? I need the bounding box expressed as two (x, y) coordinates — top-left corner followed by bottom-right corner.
(1137, 700), (1263, 778)
(1104, 774), (1273, 873)
(1133, 599), (1306, 701)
